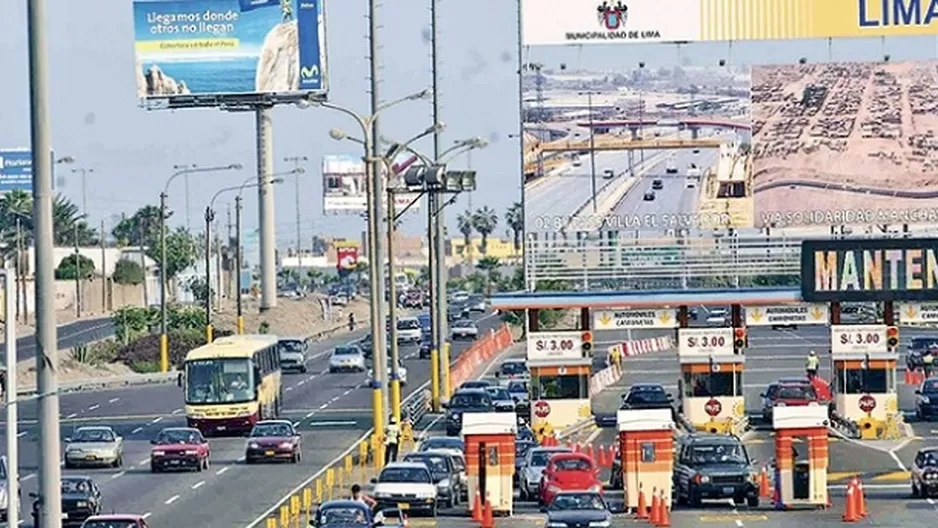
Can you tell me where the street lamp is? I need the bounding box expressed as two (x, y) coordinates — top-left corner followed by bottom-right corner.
(159, 163), (242, 373)
(578, 91), (601, 212)
(299, 88), (431, 448)
(205, 179), (283, 341)
(330, 123), (443, 423)
(72, 214), (88, 318)
(283, 157), (309, 270)
(71, 168), (94, 217)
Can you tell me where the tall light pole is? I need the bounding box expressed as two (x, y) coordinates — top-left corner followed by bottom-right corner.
(331, 123), (444, 422)
(284, 156), (308, 271)
(72, 214), (88, 318)
(71, 167), (93, 217)
(298, 88), (431, 444)
(578, 91), (600, 212)
(159, 164), (242, 372)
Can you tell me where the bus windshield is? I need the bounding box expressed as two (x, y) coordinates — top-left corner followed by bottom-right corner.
(185, 358), (255, 404)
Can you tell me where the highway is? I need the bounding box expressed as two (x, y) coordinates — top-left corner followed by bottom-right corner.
(3, 317), (114, 364)
(612, 147), (713, 222)
(1, 311), (500, 527)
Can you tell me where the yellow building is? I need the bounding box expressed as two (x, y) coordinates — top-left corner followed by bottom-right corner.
(449, 237), (521, 262)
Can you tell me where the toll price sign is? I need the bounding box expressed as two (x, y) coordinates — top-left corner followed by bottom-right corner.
(678, 328), (734, 357)
(527, 331), (583, 361)
(830, 324), (889, 355)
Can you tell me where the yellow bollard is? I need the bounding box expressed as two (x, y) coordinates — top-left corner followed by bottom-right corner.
(326, 468), (336, 500)
(442, 341), (451, 400)
(290, 496), (300, 528)
(315, 479), (324, 504)
(337, 463), (345, 490)
(279, 505), (289, 528)
(390, 377), (403, 425)
(344, 455), (354, 482)
(237, 314), (245, 335)
(371, 386), (385, 471)
(159, 333), (169, 373)
(358, 441), (368, 482)
(430, 349), (441, 412)
(302, 488), (313, 524)
(266, 518), (278, 528)
(206, 323), (214, 343)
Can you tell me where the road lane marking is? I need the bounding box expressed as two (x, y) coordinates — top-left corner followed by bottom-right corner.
(132, 427), (143, 434)
(66, 413), (77, 419)
(108, 398), (120, 403)
(16, 432), (26, 438)
(319, 403), (328, 409)
(172, 408), (182, 415)
(304, 412), (315, 419)
(192, 481), (205, 489)
(286, 387), (294, 392)
(237, 456), (246, 462)
(151, 417), (163, 424)
(165, 494), (180, 505)
(309, 421), (356, 427)
(111, 471), (125, 479)
(88, 404), (100, 411)
(216, 466), (229, 475)
(22, 474), (34, 481)
(297, 380), (306, 386)
(871, 470), (910, 482)
(138, 459), (149, 466)
(142, 512), (152, 520)
(293, 421), (300, 427)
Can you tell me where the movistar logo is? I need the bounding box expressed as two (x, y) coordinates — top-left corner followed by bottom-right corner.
(301, 65), (320, 79)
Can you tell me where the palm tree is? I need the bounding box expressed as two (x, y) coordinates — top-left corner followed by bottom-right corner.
(112, 205), (162, 247)
(476, 256), (501, 296)
(457, 211), (474, 264)
(471, 207), (498, 255)
(505, 202), (524, 254)
(0, 190), (94, 247)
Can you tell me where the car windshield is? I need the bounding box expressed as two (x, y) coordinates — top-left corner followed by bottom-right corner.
(921, 452), (938, 467)
(530, 450), (563, 467)
(764, 385), (778, 398)
(404, 455), (449, 476)
(450, 393), (490, 408)
(454, 320), (474, 328)
(185, 358), (255, 404)
(627, 388), (669, 404)
(911, 338), (938, 350)
(334, 347), (360, 356)
(73, 429), (115, 442)
(486, 388), (511, 400)
(252, 423), (293, 437)
(398, 319), (420, 330)
(688, 443), (748, 465)
(777, 385), (815, 400)
(500, 362), (528, 376)
(508, 381), (528, 393)
(379, 467), (431, 483)
(279, 340), (304, 352)
(421, 438), (463, 451)
(61, 479), (91, 494)
(924, 380), (938, 393)
(155, 429), (200, 445)
(81, 522), (138, 528)
(553, 458), (592, 471)
(549, 493), (605, 511)
(320, 507), (369, 525)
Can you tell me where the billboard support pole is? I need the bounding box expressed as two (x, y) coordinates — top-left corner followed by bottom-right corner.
(235, 195), (244, 335)
(27, 0), (63, 522)
(257, 106), (277, 312)
(430, 0), (448, 406)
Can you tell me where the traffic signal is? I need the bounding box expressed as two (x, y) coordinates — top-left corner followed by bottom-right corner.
(733, 327), (747, 352)
(887, 326), (899, 348)
(581, 331), (593, 355)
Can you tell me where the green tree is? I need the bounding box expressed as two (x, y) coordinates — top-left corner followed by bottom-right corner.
(0, 190), (97, 247)
(185, 276), (213, 304)
(457, 211), (474, 263)
(112, 205), (162, 247)
(476, 256), (501, 296)
(505, 202), (524, 253)
(112, 259), (145, 285)
(471, 206), (498, 255)
(55, 254), (96, 280)
(153, 227), (198, 280)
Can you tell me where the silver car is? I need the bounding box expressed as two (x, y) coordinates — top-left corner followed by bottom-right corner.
(329, 345), (367, 373)
(64, 426), (124, 469)
(519, 447), (570, 501)
(279, 337), (309, 373)
(0, 457), (20, 522)
(450, 320), (478, 340)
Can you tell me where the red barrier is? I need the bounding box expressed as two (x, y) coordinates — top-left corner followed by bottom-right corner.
(449, 324), (513, 392)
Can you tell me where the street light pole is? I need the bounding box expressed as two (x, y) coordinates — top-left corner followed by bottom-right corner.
(4, 265), (19, 528)
(235, 195), (244, 334)
(159, 164), (242, 372)
(284, 156), (308, 270)
(74, 220), (81, 318)
(203, 205), (214, 342)
(71, 168), (93, 217)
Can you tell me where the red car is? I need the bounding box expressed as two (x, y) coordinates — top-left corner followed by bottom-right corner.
(150, 427), (211, 472)
(80, 514), (149, 528)
(245, 420), (303, 463)
(539, 453), (603, 506)
(760, 378), (823, 423)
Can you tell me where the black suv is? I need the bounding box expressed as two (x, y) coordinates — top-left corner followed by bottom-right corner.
(673, 434), (759, 508)
(908, 337), (938, 371)
(443, 389), (493, 436)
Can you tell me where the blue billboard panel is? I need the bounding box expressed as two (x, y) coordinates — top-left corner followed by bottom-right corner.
(132, 0), (327, 99)
(0, 149), (55, 193)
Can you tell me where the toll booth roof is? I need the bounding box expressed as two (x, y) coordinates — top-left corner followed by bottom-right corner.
(491, 287), (801, 310)
(462, 412), (517, 436)
(527, 357), (593, 368)
(832, 353), (897, 362)
(772, 405), (829, 430)
(679, 354), (746, 365)
(617, 409), (674, 432)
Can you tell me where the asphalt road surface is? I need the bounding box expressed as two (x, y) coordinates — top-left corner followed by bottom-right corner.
(3, 316), (114, 364)
(1, 311), (501, 527)
(612, 147), (712, 222)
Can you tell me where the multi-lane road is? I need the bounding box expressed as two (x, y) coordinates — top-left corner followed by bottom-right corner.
(4, 317), (114, 364)
(0, 311), (501, 527)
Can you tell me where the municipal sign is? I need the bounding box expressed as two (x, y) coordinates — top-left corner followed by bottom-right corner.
(527, 331), (583, 361)
(593, 309), (678, 330)
(898, 303), (938, 324)
(830, 324), (889, 355)
(678, 328), (734, 357)
(745, 304), (828, 326)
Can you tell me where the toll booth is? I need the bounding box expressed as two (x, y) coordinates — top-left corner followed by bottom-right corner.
(463, 412), (516, 516)
(772, 405), (829, 509)
(677, 328), (745, 433)
(527, 331), (593, 434)
(617, 408), (675, 509)
(830, 349), (898, 437)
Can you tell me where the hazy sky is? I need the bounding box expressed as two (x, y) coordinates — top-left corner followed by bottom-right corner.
(3, 0), (938, 249)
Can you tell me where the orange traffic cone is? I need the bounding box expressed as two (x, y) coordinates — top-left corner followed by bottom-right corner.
(586, 444), (595, 461)
(649, 487), (660, 525)
(856, 477), (867, 518)
(759, 465), (771, 498)
(481, 498), (494, 528)
(472, 493), (482, 522)
(656, 490), (671, 527)
(635, 483), (648, 519)
(905, 368), (914, 384)
(842, 480), (860, 522)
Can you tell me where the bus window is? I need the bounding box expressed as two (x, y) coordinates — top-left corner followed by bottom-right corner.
(186, 358), (255, 404)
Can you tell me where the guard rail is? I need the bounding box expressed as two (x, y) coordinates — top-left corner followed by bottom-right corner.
(829, 410), (861, 439)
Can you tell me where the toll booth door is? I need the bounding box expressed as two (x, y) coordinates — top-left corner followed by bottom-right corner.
(478, 443), (487, 502)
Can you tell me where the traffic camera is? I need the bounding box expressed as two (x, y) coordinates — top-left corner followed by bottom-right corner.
(733, 327), (747, 353)
(402, 166), (477, 193)
(887, 326), (899, 349)
(581, 331), (593, 355)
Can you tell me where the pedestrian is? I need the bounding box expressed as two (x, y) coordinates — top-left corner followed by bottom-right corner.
(384, 415), (401, 465)
(806, 350), (819, 378)
(924, 352), (934, 378)
(350, 483), (376, 507)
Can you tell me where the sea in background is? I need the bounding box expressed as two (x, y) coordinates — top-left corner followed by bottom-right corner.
(142, 57), (258, 94)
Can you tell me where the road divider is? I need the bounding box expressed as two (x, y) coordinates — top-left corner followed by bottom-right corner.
(16, 371), (179, 398)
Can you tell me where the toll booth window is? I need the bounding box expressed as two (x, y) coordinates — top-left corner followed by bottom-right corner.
(682, 371), (741, 397)
(532, 374), (589, 399)
(641, 442), (655, 463)
(837, 367), (892, 394)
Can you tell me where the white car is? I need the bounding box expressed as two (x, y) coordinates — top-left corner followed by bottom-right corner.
(396, 317), (423, 344)
(428, 449), (468, 501)
(519, 446), (571, 501)
(372, 462), (439, 516)
(449, 291), (470, 304)
(329, 345), (367, 373)
(369, 361), (408, 385)
(450, 320), (478, 340)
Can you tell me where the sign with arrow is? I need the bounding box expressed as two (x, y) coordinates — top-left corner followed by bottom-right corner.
(745, 304), (829, 326)
(898, 303), (938, 324)
(593, 309), (678, 330)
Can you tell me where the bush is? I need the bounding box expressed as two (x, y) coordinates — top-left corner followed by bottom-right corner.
(112, 259), (145, 285)
(168, 306), (206, 330)
(55, 254), (96, 280)
(111, 306), (158, 344)
(115, 328), (234, 372)
(72, 340), (121, 365)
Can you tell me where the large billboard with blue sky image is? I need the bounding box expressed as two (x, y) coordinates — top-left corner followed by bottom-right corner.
(133, 0), (326, 101)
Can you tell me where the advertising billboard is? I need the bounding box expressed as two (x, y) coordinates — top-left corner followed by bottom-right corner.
(322, 154), (421, 213)
(132, 0), (326, 104)
(752, 59), (938, 229)
(521, 0), (938, 46)
(336, 242), (359, 271)
(0, 148), (56, 193)
(523, 64), (753, 235)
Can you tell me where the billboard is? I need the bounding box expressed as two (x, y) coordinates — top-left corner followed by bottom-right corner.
(523, 64), (753, 235)
(521, 0), (938, 46)
(322, 154), (421, 213)
(752, 60), (938, 229)
(0, 149), (56, 193)
(336, 242), (359, 271)
(132, 0), (326, 104)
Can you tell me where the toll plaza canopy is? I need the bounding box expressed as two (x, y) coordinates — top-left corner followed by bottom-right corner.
(490, 286), (802, 311)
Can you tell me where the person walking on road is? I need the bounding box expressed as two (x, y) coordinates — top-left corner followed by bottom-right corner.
(384, 415), (401, 465)
(806, 350), (820, 378)
(924, 352), (934, 378)
(348, 312), (356, 332)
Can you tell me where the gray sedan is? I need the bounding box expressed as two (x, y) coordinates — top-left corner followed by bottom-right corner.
(64, 426), (124, 469)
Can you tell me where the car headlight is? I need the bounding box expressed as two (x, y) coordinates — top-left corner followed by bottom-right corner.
(696, 474), (710, 484)
(589, 522), (611, 528)
(776, 402), (786, 407)
(588, 484), (602, 493)
(76, 501), (87, 508)
(374, 491), (391, 499)
(184, 450), (198, 456)
(152, 451), (165, 457)
(249, 442), (260, 449)
(67, 448), (82, 454)
(279, 442), (293, 449)
(436, 479), (451, 489)
(927, 472), (938, 480)
(922, 396), (931, 404)
(547, 523), (567, 528)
